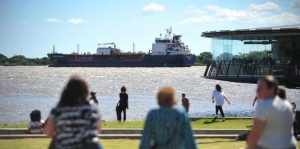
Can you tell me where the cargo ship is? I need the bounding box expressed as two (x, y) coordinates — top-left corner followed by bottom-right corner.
(47, 28), (196, 67)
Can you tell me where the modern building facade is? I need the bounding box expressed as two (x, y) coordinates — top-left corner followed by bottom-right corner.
(202, 25), (300, 86)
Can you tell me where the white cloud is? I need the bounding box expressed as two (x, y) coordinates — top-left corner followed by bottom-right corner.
(248, 2), (279, 11)
(142, 3), (165, 12)
(180, 2), (300, 26)
(291, 0), (300, 8)
(45, 18), (63, 23)
(180, 16), (214, 24)
(68, 18), (85, 24)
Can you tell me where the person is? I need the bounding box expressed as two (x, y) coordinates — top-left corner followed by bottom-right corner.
(28, 109), (44, 134)
(277, 85), (287, 99)
(291, 102), (298, 139)
(181, 93), (190, 113)
(247, 75), (297, 149)
(44, 76), (102, 149)
(89, 91), (99, 105)
(212, 84), (230, 121)
(252, 96), (258, 107)
(116, 86), (128, 122)
(139, 86), (197, 149)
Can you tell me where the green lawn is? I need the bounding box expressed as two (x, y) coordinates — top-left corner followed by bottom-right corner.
(0, 118), (253, 129)
(0, 138), (298, 149)
(0, 138), (246, 149)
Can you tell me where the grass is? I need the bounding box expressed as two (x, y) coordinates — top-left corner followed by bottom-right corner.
(0, 138), (298, 149)
(0, 138), (245, 149)
(0, 118), (253, 129)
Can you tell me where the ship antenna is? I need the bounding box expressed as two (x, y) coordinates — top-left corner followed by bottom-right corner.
(77, 44), (80, 54)
(133, 43), (135, 53)
(53, 45), (55, 53)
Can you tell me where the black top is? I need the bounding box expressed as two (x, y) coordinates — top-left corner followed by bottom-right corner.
(119, 93), (128, 109)
(89, 96), (99, 104)
(51, 105), (100, 149)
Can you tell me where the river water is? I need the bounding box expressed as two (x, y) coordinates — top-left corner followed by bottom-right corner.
(0, 66), (299, 123)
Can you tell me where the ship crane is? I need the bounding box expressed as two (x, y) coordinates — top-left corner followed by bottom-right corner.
(98, 43), (116, 49)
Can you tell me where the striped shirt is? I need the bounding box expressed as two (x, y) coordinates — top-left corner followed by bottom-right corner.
(140, 106), (197, 149)
(51, 105), (100, 149)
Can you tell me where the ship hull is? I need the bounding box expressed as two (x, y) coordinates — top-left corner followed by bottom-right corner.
(47, 54), (196, 67)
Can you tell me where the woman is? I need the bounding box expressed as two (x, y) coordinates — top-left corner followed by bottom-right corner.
(116, 86), (128, 122)
(212, 84), (230, 121)
(247, 75), (297, 149)
(44, 76), (102, 149)
(139, 86), (197, 149)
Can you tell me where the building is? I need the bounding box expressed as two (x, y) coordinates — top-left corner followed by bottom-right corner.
(201, 25), (300, 87)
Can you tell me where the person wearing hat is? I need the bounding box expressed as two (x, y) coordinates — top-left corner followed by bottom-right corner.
(212, 84), (230, 121)
(89, 91), (99, 106)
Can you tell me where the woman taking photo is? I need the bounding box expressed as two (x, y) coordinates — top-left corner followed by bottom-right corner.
(44, 76), (102, 149)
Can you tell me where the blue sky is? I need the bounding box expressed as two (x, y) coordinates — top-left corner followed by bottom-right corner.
(0, 0), (299, 58)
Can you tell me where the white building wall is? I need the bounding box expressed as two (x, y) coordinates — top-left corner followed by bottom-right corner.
(152, 43), (167, 55)
(96, 48), (111, 55)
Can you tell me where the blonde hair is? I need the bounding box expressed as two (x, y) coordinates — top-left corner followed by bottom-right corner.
(157, 86), (176, 107)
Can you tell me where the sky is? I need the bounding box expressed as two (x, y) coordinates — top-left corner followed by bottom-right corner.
(0, 0), (300, 58)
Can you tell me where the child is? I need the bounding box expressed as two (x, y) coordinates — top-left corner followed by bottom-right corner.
(28, 109), (44, 134)
(181, 93), (190, 113)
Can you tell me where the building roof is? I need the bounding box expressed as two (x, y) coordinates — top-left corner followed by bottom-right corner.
(201, 25), (300, 40)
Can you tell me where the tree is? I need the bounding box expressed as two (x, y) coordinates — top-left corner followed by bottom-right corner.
(197, 52), (213, 64)
(216, 52), (233, 60)
(0, 54), (8, 64)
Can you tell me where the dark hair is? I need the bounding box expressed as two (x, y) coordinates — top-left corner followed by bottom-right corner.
(121, 86), (126, 92)
(182, 93), (185, 96)
(30, 110), (41, 122)
(291, 102), (296, 106)
(277, 86), (287, 99)
(57, 76), (89, 107)
(260, 75), (279, 95)
(216, 84), (222, 92)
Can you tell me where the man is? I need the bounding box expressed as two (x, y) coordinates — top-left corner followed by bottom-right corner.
(181, 93), (190, 113)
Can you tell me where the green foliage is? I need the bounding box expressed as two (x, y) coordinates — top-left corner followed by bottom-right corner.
(216, 52), (233, 60)
(233, 50), (270, 61)
(0, 118), (252, 129)
(196, 52), (213, 64)
(0, 54), (49, 66)
(0, 54), (8, 64)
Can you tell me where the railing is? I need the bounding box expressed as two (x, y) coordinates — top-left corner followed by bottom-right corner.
(204, 60), (300, 79)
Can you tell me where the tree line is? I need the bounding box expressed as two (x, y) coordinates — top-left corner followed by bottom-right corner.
(0, 54), (50, 66)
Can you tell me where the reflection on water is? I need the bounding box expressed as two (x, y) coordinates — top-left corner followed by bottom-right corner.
(0, 66), (299, 123)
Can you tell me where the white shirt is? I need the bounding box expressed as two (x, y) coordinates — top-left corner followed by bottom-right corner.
(28, 120), (44, 134)
(212, 90), (224, 106)
(254, 97), (297, 149)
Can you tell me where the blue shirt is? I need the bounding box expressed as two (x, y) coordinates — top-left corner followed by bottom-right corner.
(139, 106), (198, 149)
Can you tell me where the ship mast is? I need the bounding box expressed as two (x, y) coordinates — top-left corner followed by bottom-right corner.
(52, 45), (55, 53)
(77, 44), (80, 54)
(133, 43), (135, 53)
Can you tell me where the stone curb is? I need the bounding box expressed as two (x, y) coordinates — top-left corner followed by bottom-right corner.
(0, 134), (240, 139)
(0, 128), (249, 135)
